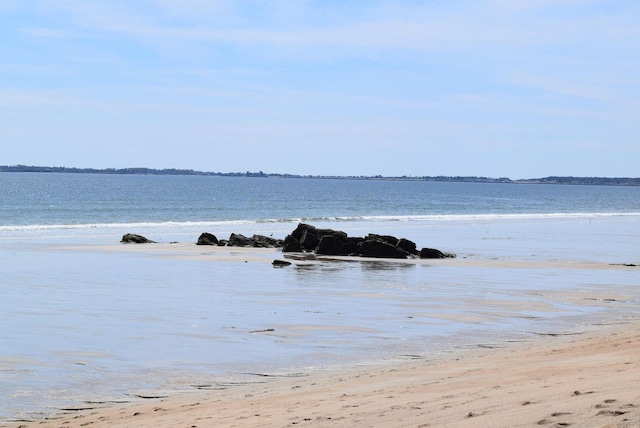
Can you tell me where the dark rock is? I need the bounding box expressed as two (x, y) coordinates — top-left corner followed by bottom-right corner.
(366, 234), (399, 247)
(360, 239), (411, 259)
(121, 233), (155, 244)
(272, 259), (292, 267)
(228, 233), (253, 247)
(316, 234), (353, 256)
(314, 228), (354, 254)
(291, 223), (316, 241)
(285, 223), (355, 253)
(251, 235), (284, 248)
(317, 228), (346, 239)
(397, 238), (419, 255)
(282, 235), (302, 252)
(251, 234), (284, 248)
(299, 229), (319, 251)
(196, 232), (219, 246)
(348, 236), (365, 253)
(419, 247), (456, 259)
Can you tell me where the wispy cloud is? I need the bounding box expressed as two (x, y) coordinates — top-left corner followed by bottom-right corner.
(11, 0), (632, 96)
(26, 0), (636, 54)
(507, 73), (611, 101)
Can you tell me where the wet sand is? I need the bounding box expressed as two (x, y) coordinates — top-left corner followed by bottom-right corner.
(6, 320), (640, 427)
(4, 244), (639, 427)
(48, 241), (638, 270)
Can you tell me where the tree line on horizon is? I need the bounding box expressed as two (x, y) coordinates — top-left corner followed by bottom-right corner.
(0, 165), (638, 186)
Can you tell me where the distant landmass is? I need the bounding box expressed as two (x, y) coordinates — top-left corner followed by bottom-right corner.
(0, 165), (638, 186)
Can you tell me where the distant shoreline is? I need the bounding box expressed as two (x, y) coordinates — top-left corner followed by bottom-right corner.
(1, 165), (638, 186)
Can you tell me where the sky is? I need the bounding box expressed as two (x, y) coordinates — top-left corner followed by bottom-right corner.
(1, 0), (638, 178)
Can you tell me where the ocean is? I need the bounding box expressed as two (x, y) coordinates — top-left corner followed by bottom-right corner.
(1, 173), (639, 422)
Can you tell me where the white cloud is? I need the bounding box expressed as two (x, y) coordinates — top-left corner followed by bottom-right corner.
(12, 0), (634, 69)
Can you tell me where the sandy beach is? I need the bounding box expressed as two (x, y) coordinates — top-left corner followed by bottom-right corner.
(4, 318), (639, 427)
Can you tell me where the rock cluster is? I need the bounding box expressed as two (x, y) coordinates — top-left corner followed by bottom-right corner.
(197, 232), (284, 248)
(282, 223), (455, 259)
(121, 224), (455, 259)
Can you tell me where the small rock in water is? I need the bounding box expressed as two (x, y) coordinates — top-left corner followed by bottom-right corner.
(121, 233), (156, 244)
(419, 247), (456, 259)
(196, 232), (219, 246)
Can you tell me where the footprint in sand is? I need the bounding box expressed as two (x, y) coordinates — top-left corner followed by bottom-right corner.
(537, 411), (572, 426)
(596, 410), (627, 416)
(594, 398), (634, 417)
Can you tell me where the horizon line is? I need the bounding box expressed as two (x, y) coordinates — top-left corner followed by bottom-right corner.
(0, 165), (638, 184)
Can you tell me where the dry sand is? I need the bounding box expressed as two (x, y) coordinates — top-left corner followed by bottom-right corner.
(6, 321), (640, 428)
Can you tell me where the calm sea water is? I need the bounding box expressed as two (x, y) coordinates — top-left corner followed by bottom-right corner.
(1, 173), (639, 421)
(1, 173), (639, 229)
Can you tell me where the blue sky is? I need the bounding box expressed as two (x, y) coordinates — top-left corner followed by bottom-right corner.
(1, 0), (638, 178)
